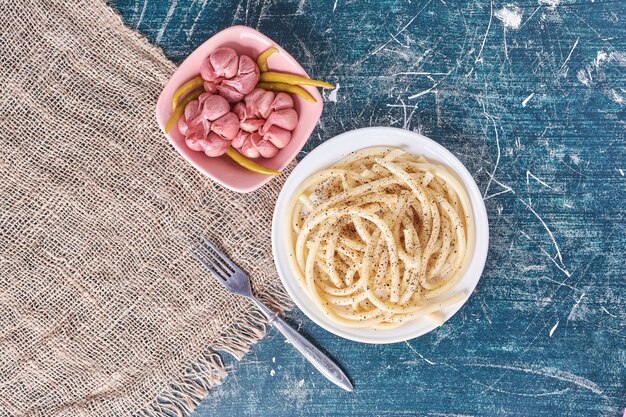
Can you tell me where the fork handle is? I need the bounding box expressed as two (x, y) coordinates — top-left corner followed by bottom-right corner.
(251, 298), (353, 392)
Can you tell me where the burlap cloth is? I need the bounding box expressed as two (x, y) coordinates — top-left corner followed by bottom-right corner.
(0, 1), (295, 416)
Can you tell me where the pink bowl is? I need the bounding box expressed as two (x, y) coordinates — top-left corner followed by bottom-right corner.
(155, 26), (324, 193)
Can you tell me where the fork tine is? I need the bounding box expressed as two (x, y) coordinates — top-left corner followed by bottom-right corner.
(198, 243), (233, 277)
(191, 247), (228, 281)
(201, 237), (238, 272)
(198, 241), (234, 277)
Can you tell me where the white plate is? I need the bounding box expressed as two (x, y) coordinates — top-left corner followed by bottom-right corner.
(272, 127), (489, 344)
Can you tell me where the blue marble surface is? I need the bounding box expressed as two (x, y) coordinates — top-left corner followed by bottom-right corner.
(110, 1), (625, 415)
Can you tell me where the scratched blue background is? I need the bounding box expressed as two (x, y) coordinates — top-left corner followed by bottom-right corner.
(110, 0), (625, 415)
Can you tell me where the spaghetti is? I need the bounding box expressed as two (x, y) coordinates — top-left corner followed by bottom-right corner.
(284, 147), (475, 329)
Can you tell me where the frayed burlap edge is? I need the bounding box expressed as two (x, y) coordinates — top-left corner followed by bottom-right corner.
(138, 282), (294, 417)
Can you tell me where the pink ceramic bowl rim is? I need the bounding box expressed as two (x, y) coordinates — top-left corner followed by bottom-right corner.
(155, 25), (324, 193)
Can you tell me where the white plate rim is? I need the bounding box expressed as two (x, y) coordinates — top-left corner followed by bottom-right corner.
(271, 127), (489, 344)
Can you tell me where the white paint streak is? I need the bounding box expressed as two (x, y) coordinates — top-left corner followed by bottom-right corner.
(387, 100), (421, 130)
(407, 102), (420, 129)
(475, 0), (493, 63)
(482, 112), (501, 199)
(354, 0), (433, 66)
(155, 0), (180, 43)
(549, 320), (559, 337)
(494, 5), (523, 30)
(483, 187), (514, 201)
(601, 306), (617, 318)
(280, 374), (309, 409)
(408, 84), (437, 99)
(517, 198), (571, 276)
(520, 5), (541, 28)
(392, 71), (450, 76)
(526, 170), (553, 190)
(189, 0), (209, 40)
(619, 169), (625, 176)
(521, 264), (547, 272)
(578, 51), (626, 88)
(270, 369), (276, 376)
(405, 341), (436, 365)
(541, 275), (579, 291)
(398, 98), (408, 128)
(390, 31), (410, 48)
(333, 0), (338, 12)
(480, 299), (493, 325)
(502, 25), (509, 62)
(538, 0), (561, 9)
(593, 51), (609, 68)
(522, 93), (535, 107)
(445, 362), (571, 398)
(326, 83), (339, 103)
(405, 63), (456, 100)
(135, 0), (148, 28)
(567, 293), (586, 321)
(469, 363), (605, 397)
(558, 37), (580, 75)
(537, 248), (571, 277)
(296, 0), (307, 14)
(576, 69), (591, 86)
(610, 89), (626, 104)
(483, 168), (515, 200)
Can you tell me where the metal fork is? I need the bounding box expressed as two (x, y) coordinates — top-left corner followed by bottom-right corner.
(191, 237), (353, 392)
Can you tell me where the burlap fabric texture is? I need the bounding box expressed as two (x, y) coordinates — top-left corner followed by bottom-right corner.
(0, 1), (294, 416)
